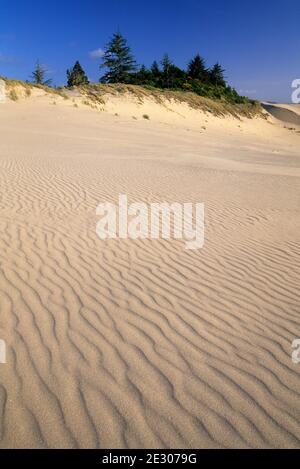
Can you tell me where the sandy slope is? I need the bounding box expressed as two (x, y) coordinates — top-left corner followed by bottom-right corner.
(0, 92), (300, 449)
(262, 103), (300, 126)
(274, 104), (300, 117)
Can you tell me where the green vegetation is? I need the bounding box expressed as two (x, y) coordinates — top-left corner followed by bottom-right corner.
(100, 32), (137, 83)
(67, 61), (89, 86)
(2, 30), (260, 113)
(30, 60), (52, 86)
(97, 31), (253, 105)
(77, 83), (262, 118)
(187, 54), (207, 81)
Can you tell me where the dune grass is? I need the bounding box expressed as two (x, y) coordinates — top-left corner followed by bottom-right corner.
(2, 78), (263, 118)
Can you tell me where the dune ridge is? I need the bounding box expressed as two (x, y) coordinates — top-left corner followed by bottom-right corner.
(262, 103), (300, 126)
(0, 94), (300, 448)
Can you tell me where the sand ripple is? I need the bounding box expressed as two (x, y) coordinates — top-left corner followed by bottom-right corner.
(0, 101), (299, 448)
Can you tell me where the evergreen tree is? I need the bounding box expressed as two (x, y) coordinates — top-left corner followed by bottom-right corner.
(67, 61), (89, 86)
(137, 65), (150, 84)
(137, 65), (148, 81)
(129, 64), (152, 85)
(100, 32), (136, 83)
(161, 54), (173, 88)
(31, 60), (52, 86)
(148, 61), (161, 86)
(161, 54), (172, 74)
(187, 54), (207, 81)
(160, 55), (186, 89)
(151, 60), (160, 77)
(209, 63), (226, 87)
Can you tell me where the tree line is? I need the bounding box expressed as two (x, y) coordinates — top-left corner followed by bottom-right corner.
(30, 32), (249, 104)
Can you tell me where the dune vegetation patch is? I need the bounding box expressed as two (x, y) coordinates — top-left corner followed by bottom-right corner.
(1, 77), (263, 119)
(9, 89), (18, 101)
(76, 83), (263, 118)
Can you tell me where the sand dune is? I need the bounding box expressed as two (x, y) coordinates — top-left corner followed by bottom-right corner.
(0, 90), (300, 448)
(262, 103), (300, 126)
(279, 104), (300, 117)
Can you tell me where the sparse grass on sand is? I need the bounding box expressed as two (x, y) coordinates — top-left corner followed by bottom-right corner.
(9, 89), (18, 101)
(1, 77), (71, 100)
(3, 78), (265, 120)
(78, 83), (263, 118)
(1, 78), (262, 118)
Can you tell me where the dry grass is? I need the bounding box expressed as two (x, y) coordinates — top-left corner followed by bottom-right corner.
(1, 77), (71, 100)
(77, 83), (263, 118)
(1, 78), (263, 118)
(9, 89), (18, 101)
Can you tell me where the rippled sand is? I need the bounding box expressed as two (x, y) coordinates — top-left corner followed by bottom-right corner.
(0, 94), (300, 448)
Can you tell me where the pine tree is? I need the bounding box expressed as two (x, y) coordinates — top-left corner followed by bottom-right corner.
(187, 54), (207, 81)
(31, 60), (52, 86)
(128, 64), (154, 86)
(67, 61), (89, 87)
(151, 61), (160, 77)
(161, 54), (173, 88)
(160, 55), (186, 89)
(148, 61), (161, 86)
(161, 54), (172, 75)
(209, 63), (226, 87)
(136, 65), (148, 82)
(100, 32), (136, 83)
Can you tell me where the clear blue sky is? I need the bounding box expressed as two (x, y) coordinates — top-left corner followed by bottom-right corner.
(0, 0), (299, 102)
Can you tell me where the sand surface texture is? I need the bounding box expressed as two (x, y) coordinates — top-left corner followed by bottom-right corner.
(0, 92), (300, 448)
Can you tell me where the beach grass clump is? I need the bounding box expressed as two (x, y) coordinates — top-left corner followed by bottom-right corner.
(9, 89), (18, 101)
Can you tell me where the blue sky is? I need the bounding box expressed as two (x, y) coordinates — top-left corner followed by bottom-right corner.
(0, 0), (299, 102)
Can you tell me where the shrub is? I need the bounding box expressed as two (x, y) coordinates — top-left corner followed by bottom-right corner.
(9, 89), (18, 101)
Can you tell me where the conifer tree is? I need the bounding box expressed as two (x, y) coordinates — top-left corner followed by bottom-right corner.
(100, 32), (136, 83)
(67, 61), (89, 86)
(31, 60), (52, 86)
(160, 54), (186, 89)
(161, 54), (173, 88)
(148, 61), (161, 86)
(136, 65), (149, 82)
(187, 54), (207, 81)
(209, 63), (226, 87)
(151, 61), (160, 77)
